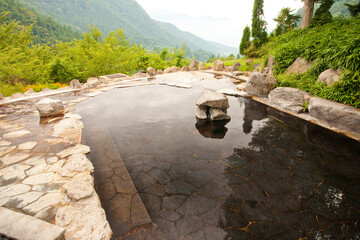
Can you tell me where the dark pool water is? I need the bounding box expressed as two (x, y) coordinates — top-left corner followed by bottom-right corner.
(77, 85), (360, 240)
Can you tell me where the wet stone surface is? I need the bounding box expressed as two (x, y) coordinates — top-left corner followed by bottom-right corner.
(78, 84), (360, 240)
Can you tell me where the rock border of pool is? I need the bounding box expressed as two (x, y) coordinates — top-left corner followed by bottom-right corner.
(0, 70), (359, 240)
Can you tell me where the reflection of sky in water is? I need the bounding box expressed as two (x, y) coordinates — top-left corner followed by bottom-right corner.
(325, 187), (343, 208)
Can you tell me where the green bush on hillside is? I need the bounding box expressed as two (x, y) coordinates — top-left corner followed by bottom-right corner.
(267, 17), (360, 108)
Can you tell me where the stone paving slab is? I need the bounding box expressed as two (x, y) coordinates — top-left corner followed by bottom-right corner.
(0, 207), (65, 240)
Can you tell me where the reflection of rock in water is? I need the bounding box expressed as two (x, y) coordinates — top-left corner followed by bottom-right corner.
(195, 117), (230, 139)
(242, 99), (268, 134)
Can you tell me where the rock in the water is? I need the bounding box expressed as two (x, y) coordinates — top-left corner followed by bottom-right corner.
(24, 88), (35, 96)
(196, 90), (229, 110)
(157, 70), (163, 75)
(146, 67), (156, 77)
(198, 62), (206, 71)
(190, 59), (199, 71)
(84, 78), (101, 88)
(317, 68), (341, 85)
(164, 67), (172, 74)
(245, 72), (277, 98)
(309, 97), (360, 134)
(0, 92), (3, 100)
(213, 59), (225, 71)
(209, 108), (231, 121)
(196, 106), (208, 120)
(35, 98), (64, 117)
(181, 66), (189, 71)
(231, 62), (241, 72)
(269, 87), (310, 113)
(285, 57), (313, 75)
(70, 79), (82, 89)
(171, 66), (180, 72)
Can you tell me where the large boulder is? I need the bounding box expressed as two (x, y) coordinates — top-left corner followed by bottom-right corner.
(231, 62), (241, 72)
(196, 90), (229, 110)
(209, 108), (231, 121)
(317, 68), (341, 85)
(269, 87), (310, 113)
(285, 57), (313, 75)
(36, 98), (64, 117)
(84, 78), (101, 88)
(213, 59), (225, 71)
(190, 60), (199, 71)
(69, 79), (82, 89)
(196, 106), (208, 120)
(198, 62), (206, 71)
(245, 72), (277, 98)
(309, 97), (360, 134)
(146, 67), (156, 77)
(224, 66), (232, 72)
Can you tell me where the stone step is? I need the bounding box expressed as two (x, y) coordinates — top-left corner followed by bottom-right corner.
(0, 207), (65, 240)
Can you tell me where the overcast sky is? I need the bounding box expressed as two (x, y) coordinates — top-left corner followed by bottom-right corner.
(136, 0), (304, 48)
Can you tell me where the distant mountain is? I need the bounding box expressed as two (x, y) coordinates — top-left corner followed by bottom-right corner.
(0, 0), (81, 44)
(17, 0), (237, 60)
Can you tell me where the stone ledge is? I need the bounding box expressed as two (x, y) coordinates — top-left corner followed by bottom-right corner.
(0, 207), (65, 240)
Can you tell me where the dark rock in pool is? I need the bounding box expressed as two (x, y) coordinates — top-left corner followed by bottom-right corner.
(195, 117), (230, 139)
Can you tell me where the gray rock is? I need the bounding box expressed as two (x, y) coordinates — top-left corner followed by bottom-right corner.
(0, 92), (3, 100)
(70, 79), (82, 89)
(24, 88), (35, 96)
(264, 55), (276, 74)
(61, 176), (94, 201)
(245, 72), (277, 98)
(198, 62), (206, 71)
(196, 90), (229, 110)
(224, 66), (232, 72)
(213, 59), (225, 71)
(196, 106), (208, 120)
(132, 72), (147, 78)
(181, 66), (189, 71)
(317, 68), (341, 85)
(309, 97), (360, 134)
(231, 62), (241, 72)
(98, 76), (110, 84)
(269, 87), (310, 113)
(232, 71), (243, 76)
(146, 67), (156, 77)
(35, 98), (64, 117)
(285, 57), (313, 75)
(190, 59), (199, 71)
(209, 108), (231, 121)
(84, 77), (101, 88)
(157, 70), (163, 75)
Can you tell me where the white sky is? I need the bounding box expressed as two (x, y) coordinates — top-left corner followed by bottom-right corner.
(136, 0), (304, 48)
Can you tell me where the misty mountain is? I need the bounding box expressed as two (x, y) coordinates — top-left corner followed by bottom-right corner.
(17, 0), (237, 59)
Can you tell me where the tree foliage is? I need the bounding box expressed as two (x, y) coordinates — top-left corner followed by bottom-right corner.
(251, 0), (267, 47)
(313, 0), (335, 25)
(345, 1), (360, 16)
(239, 26), (251, 55)
(274, 8), (301, 36)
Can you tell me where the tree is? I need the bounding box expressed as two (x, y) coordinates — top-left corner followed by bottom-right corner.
(301, 0), (316, 29)
(345, 2), (360, 17)
(251, 0), (267, 47)
(239, 26), (251, 55)
(313, 0), (334, 25)
(274, 8), (301, 36)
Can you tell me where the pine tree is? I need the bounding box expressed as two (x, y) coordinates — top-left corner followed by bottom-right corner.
(312, 0), (334, 25)
(239, 26), (251, 55)
(251, 0), (267, 48)
(274, 8), (301, 36)
(345, 2), (360, 17)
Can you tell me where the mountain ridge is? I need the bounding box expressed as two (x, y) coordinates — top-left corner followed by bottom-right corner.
(17, 0), (237, 60)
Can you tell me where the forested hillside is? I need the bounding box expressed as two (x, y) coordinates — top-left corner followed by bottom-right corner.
(17, 0), (237, 59)
(0, 0), (81, 44)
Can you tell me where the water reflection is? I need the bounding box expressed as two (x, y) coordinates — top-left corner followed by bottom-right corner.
(243, 99), (267, 134)
(195, 117), (230, 139)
